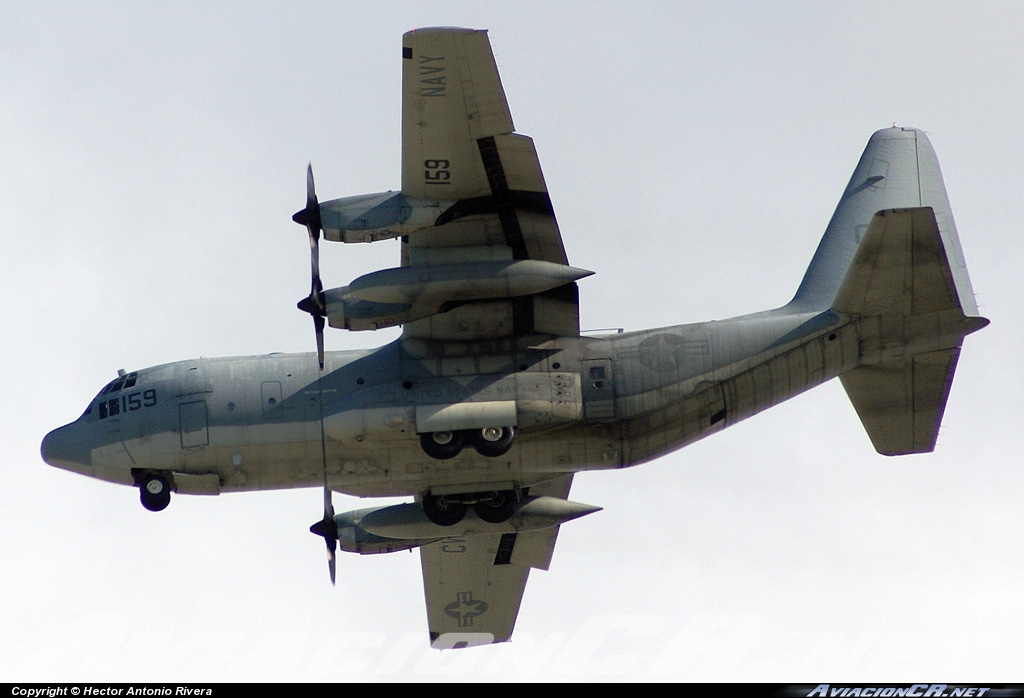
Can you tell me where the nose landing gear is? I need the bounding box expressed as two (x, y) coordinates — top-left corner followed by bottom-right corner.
(138, 473), (172, 512)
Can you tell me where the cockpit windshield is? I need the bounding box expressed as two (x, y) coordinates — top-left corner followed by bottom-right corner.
(83, 372), (144, 418)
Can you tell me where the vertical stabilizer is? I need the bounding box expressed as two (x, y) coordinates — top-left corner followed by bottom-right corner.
(789, 127), (980, 317)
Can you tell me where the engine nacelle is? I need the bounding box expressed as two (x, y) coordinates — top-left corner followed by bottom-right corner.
(322, 287), (426, 331)
(335, 506), (438, 555)
(318, 191), (455, 243)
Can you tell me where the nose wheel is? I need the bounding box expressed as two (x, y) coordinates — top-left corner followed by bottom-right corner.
(139, 474), (171, 512)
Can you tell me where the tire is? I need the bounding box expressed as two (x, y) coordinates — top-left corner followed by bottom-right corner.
(139, 474), (171, 512)
(473, 490), (519, 524)
(470, 426), (515, 458)
(422, 494), (468, 526)
(420, 430), (465, 460)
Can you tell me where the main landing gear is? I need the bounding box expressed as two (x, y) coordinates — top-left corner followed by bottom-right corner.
(421, 489), (520, 526)
(419, 427), (515, 460)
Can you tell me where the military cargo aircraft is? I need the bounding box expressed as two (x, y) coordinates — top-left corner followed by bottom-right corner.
(40, 27), (987, 649)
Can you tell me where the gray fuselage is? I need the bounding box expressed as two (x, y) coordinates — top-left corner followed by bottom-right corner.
(42, 306), (854, 500)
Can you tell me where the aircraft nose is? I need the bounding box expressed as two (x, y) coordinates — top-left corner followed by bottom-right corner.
(41, 424), (92, 474)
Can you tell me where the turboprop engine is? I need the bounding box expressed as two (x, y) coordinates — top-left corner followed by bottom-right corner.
(332, 496), (602, 555)
(318, 191), (455, 243)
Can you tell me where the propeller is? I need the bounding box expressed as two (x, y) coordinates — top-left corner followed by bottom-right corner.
(294, 164), (337, 584)
(309, 487), (338, 585)
(293, 164), (326, 371)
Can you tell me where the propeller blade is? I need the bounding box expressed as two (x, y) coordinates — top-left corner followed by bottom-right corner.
(324, 486), (336, 585)
(307, 164), (318, 204)
(294, 164), (327, 371)
(292, 163), (322, 231)
(306, 234), (320, 292)
(303, 164), (322, 300)
(309, 488), (339, 585)
(309, 515), (339, 586)
(327, 544), (337, 585)
(314, 314), (325, 371)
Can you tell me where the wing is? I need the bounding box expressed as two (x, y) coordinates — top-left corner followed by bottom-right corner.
(400, 28), (582, 342)
(419, 475), (573, 647)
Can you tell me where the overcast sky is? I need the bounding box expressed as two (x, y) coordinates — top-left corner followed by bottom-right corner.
(3, 1), (1021, 682)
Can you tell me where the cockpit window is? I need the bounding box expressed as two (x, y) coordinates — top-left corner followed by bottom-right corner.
(109, 374), (137, 391)
(99, 398), (120, 419)
(89, 372), (156, 420)
(98, 372), (138, 397)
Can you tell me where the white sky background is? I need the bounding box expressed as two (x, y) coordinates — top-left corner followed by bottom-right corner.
(2, 0), (1022, 681)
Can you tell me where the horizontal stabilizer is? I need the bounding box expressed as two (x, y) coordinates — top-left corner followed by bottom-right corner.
(833, 207), (958, 317)
(840, 348), (960, 455)
(831, 207), (987, 455)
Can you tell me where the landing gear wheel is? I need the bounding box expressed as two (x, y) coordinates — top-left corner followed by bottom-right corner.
(420, 430), (465, 460)
(474, 490), (519, 524)
(422, 494), (468, 526)
(139, 474), (171, 512)
(470, 426), (515, 457)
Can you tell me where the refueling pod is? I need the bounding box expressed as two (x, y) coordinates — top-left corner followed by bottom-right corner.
(334, 497), (602, 555)
(323, 260), (593, 331)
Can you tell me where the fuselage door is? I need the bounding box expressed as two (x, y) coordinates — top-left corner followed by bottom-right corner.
(261, 381), (283, 419)
(179, 401), (209, 448)
(581, 358), (615, 421)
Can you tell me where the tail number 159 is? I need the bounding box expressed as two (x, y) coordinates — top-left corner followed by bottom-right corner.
(424, 159), (450, 185)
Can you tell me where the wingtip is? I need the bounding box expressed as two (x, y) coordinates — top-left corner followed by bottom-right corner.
(963, 315), (990, 336)
(428, 631), (498, 650)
